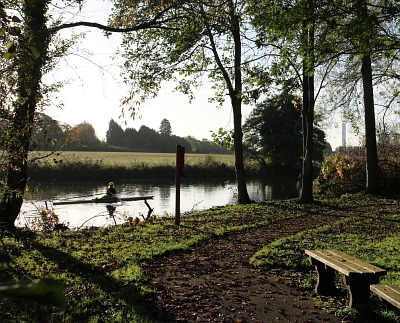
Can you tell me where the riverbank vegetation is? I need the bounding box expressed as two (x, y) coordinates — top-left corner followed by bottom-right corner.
(27, 151), (243, 181)
(314, 145), (400, 197)
(1, 194), (399, 322)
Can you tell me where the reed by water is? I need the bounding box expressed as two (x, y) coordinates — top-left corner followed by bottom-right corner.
(28, 151), (260, 181)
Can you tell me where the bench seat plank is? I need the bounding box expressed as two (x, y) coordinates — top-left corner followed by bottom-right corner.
(305, 249), (387, 310)
(305, 249), (386, 277)
(370, 284), (400, 309)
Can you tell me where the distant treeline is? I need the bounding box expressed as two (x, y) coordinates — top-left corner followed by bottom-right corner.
(31, 114), (229, 154)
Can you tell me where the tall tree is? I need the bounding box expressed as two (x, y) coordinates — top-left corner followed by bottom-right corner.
(320, 0), (400, 194)
(243, 92), (326, 175)
(159, 118), (172, 136)
(347, 0), (381, 194)
(106, 119), (125, 147)
(124, 127), (140, 150)
(299, 0), (316, 203)
(138, 125), (161, 151)
(0, 0), (51, 229)
(73, 122), (101, 147)
(0, 0), (183, 229)
(249, 0), (334, 203)
(109, 0), (269, 203)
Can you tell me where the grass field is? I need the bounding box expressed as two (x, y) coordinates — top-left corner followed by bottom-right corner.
(31, 151), (235, 167)
(28, 151), (239, 181)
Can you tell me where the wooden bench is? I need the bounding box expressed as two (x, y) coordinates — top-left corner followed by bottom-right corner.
(305, 249), (387, 310)
(370, 284), (400, 310)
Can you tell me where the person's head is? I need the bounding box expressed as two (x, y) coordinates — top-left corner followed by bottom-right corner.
(109, 182), (114, 188)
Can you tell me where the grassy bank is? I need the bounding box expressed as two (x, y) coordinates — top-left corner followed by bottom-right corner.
(1, 194), (399, 322)
(28, 151), (244, 181)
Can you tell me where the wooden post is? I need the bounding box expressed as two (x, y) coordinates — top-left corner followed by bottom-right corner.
(175, 145), (185, 226)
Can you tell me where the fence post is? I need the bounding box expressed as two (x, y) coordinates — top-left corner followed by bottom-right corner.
(175, 145), (185, 226)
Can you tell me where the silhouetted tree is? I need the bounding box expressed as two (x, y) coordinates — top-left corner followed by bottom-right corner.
(106, 119), (125, 147)
(138, 125), (160, 151)
(31, 113), (66, 150)
(244, 93), (326, 175)
(124, 127), (140, 150)
(159, 118), (172, 136)
(73, 122), (101, 147)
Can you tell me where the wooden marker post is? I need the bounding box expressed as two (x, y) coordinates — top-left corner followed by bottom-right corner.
(175, 145), (185, 226)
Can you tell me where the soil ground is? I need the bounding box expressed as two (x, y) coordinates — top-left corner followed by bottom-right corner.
(144, 214), (346, 322)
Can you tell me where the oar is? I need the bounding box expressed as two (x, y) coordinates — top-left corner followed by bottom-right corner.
(110, 193), (126, 205)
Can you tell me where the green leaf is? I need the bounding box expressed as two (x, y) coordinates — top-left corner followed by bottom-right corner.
(0, 28), (6, 37)
(26, 45), (41, 59)
(3, 42), (17, 60)
(6, 41), (16, 53)
(0, 278), (66, 308)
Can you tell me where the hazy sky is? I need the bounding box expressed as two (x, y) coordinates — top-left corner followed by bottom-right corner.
(44, 0), (351, 150)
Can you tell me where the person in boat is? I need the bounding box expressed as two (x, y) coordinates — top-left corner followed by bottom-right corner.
(106, 182), (117, 196)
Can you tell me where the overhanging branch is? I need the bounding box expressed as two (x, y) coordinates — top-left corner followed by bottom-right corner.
(50, 20), (179, 33)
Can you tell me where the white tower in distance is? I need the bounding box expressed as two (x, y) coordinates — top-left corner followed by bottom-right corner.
(342, 122), (347, 147)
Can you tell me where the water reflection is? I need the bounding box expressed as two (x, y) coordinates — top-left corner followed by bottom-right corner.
(106, 205), (117, 225)
(19, 178), (298, 229)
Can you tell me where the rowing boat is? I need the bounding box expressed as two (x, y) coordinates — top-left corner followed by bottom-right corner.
(53, 195), (154, 206)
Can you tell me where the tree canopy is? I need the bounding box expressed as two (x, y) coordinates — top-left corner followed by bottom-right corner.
(159, 118), (172, 137)
(244, 93), (326, 175)
(109, 0), (274, 203)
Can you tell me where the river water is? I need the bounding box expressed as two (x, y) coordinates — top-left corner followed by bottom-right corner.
(18, 178), (299, 229)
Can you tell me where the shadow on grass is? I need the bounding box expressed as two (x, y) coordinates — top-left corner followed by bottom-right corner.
(4, 236), (175, 322)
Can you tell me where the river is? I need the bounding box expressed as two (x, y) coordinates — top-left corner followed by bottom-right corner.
(18, 178), (299, 229)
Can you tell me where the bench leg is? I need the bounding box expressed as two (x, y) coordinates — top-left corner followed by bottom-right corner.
(344, 276), (373, 310)
(313, 261), (338, 295)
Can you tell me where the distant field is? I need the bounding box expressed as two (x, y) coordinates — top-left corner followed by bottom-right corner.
(31, 151), (235, 167)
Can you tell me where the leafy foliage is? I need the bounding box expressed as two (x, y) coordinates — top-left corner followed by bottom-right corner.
(110, 0), (274, 203)
(314, 151), (366, 197)
(106, 119), (125, 147)
(71, 122), (101, 147)
(159, 118), (172, 137)
(315, 143), (400, 197)
(29, 206), (61, 233)
(243, 93), (326, 175)
(211, 127), (234, 152)
(0, 0), (85, 228)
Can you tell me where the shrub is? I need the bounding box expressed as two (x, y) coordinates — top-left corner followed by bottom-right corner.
(314, 151), (366, 197)
(315, 144), (400, 197)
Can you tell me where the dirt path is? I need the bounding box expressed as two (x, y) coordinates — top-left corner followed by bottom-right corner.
(144, 215), (344, 322)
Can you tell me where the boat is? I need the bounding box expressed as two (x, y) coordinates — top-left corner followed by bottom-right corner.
(53, 195), (154, 206)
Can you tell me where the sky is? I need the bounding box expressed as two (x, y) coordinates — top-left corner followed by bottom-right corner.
(43, 0), (353, 150)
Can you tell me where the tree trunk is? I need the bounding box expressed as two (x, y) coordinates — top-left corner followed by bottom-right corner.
(232, 96), (251, 204)
(299, 4), (315, 204)
(231, 2), (251, 204)
(361, 54), (380, 194)
(0, 0), (49, 230)
(300, 72), (315, 203)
